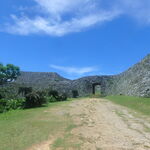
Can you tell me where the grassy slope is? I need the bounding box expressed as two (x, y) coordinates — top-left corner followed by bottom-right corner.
(105, 96), (150, 116)
(0, 100), (80, 150)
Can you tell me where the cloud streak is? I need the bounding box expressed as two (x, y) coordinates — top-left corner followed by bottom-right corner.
(5, 11), (119, 36)
(2, 0), (150, 36)
(50, 65), (98, 75)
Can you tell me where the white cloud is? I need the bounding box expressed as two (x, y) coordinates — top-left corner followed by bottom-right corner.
(121, 0), (150, 24)
(34, 0), (87, 15)
(3, 0), (121, 36)
(50, 65), (97, 75)
(2, 0), (150, 36)
(5, 10), (119, 36)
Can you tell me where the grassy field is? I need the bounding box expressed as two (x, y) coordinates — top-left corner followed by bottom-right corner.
(1, 96), (150, 150)
(0, 100), (81, 150)
(106, 95), (150, 116)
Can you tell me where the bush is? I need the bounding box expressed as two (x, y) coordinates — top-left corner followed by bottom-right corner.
(0, 99), (7, 113)
(5, 99), (25, 110)
(0, 88), (8, 99)
(25, 91), (47, 108)
(47, 96), (57, 103)
(0, 86), (19, 99)
(18, 87), (32, 97)
(47, 90), (68, 102)
(72, 90), (79, 98)
(48, 90), (59, 99)
(58, 93), (68, 101)
(0, 98), (25, 113)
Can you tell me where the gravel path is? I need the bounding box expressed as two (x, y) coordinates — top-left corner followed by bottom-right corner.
(69, 98), (150, 150)
(28, 98), (150, 150)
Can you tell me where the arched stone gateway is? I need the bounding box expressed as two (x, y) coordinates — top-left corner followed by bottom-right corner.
(70, 76), (112, 97)
(92, 83), (101, 95)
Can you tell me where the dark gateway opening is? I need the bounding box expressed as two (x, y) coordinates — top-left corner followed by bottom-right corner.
(92, 83), (101, 95)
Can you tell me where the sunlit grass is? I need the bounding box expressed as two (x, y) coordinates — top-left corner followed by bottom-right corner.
(106, 95), (150, 116)
(0, 100), (76, 150)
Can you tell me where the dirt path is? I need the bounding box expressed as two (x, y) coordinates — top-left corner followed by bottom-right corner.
(29, 98), (150, 150)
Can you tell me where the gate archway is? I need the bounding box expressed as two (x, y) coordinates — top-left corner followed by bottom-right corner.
(92, 83), (101, 95)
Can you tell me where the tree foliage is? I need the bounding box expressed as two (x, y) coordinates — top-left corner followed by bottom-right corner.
(0, 64), (20, 85)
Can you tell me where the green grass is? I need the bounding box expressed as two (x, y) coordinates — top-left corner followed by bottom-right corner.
(89, 93), (104, 98)
(52, 133), (82, 150)
(105, 95), (150, 116)
(0, 100), (77, 150)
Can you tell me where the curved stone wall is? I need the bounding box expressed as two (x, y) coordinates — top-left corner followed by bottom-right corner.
(14, 54), (150, 97)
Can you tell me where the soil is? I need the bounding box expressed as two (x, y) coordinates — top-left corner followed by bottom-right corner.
(28, 98), (150, 150)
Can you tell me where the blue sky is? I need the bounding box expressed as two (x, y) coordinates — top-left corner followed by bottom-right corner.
(0, 0), (150, 79)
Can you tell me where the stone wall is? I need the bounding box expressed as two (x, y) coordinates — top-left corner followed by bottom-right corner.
(70, 76), (114, 97)
(73, 54), (150, 97)
(108, 54), (150, 97)
(14, 54), (150, 97)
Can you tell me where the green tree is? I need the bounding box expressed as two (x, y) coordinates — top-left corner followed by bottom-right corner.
(0, 63), (20, 85)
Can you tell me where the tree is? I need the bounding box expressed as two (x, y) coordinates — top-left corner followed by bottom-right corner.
(0, 63), (20, 85)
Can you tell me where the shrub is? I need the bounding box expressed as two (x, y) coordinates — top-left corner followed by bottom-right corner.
(47, 94), (68, 103)
(25, 91), (47, 108)
(0, 99), (7, 113)
(5, 99), (25, 110)
(72, 90), (79, 98)
(0, 91), (5, 99)
(0, 98), (25, 113)
(47, 90), (68, 102)
(47, 96), (57, 103)
(0, 88), (8, 99)
(18, 87), (32, 97)
(58, 93), (68, 101)
(0, 87), (19, 99)
(48, 90), (59, 99)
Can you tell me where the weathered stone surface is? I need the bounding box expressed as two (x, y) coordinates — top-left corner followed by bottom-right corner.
(109, 54), (150, 97)
(14, 54), (150, 97)
(70, 76), (114, 97)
